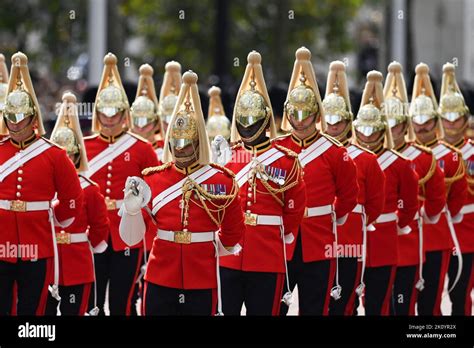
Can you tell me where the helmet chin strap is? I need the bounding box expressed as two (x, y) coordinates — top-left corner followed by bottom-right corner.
(239, 113), (270, 144)
(330, 121), (352, 143)
(5, 115), (35, 137)
(356, 132), (385, 153)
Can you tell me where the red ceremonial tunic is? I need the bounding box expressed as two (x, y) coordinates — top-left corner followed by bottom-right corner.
(274, 132), (358, 262)
(143, 161), (244, 289)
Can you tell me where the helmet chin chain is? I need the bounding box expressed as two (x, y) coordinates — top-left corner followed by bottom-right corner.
(5, 115), (35, 136)
(239, 113), (270, 144)
(356, 133), (385, 153)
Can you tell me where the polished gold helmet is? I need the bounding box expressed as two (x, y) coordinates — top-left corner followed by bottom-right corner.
(322, 60), (353, 142)
(206, 86), (230, 140)
(130, 64), (163, 137)
(281, 47), (325, 132)
(51, 92), (89, 172)
(409, 63), (444, 138)
(354, 70), (394, 149)
(159, 61), (182, 125)
(92, 53), (130, 132)
(0, 53), (8, 113)
(439, 63), (469, 122)
(162, 71), (211, 165)
(230, 50), (277, 143)
(0, 52), (45, 135)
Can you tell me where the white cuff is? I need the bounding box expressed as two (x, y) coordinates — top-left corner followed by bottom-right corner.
(451, 212), (464, 224)
(93, 240), (108, 254)
(336, 213), (348, 226)
(54, 215), (74, 228)
(421, 206), (442, 224)
(216, 234), (242, 256)
(397, 224), (412, 235)
(284, 232), (295, 245)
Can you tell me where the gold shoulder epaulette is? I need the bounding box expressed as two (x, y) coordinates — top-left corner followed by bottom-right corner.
(41, 137), (62, 149)
(440, 140), (463, 156)
(78, 174), (98, 187)
(390, 149), (409, 161)
(412, 143), (433, 154)
(83, 134), (99, 140)
(351, 142), (375, 155)
(210, 163), (235, 177)
(127, 131), (149, 143)
(274, 144), (298, 158)
(142, 162), (173, 176)
(322, 133), (343, 147)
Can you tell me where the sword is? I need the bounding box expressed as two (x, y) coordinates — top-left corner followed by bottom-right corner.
(444, 206), (463, 293)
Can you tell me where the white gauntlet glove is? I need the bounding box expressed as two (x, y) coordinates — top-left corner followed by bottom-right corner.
(211, 135), (232, 166)
(119, 176), (152, 246)
(122, 176), (151, 215)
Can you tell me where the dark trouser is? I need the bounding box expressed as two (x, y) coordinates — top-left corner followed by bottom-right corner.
(221, 267), (285, 316)
(417, 250), (450, 315)
(364, 265), (396, 315)
(143, 282), (216, 315)
(90, 245), (142, 315)
(391, 265), (418, 315)
(280, 234), (335, 316)
(329, 257), (361, 316)
(0, 259), (51, 316)
(448, 252), (474, 315)
(46, 283), (92, 316)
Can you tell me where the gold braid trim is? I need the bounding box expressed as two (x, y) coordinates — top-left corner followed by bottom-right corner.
(445, 157), (466, 195)
(419, 155), (437, 186)
(181, 176), (239, 228)
(142, 162), (172, 176)
(252, 155), (302, 206)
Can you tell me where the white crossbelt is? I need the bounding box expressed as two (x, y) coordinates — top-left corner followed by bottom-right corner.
(305, 204), (333, 217)
(85, 134), (138, 178)
(461, 203), (474, 215)
(298, 136), (332, 168)
(56, 232), (88, 244)
(235, 148), (284, 187)
(0, 200), (51, 211)
(157, 229), (216, 243)
(0, 139), (52, 182)
(375, 212), (398, 224)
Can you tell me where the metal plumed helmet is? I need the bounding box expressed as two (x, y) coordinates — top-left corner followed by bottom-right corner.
(206, 86), (230, 140)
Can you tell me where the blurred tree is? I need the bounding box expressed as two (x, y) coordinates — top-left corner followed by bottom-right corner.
(120, 0), (363, 86)
(0, 0), (88, 77)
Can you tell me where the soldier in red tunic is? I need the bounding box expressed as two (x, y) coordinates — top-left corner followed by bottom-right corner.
(438, 62), (474, 315)
(0, 52), (83, 315)
(130, 64), (164, 163)
(410, 63), (467, 315)
(119, 71), (244, 315)
(322, 61), (385, 316)
(353, 70), (418, 315)
(215, 51), (306, 316)
(383, 62), (446, 315)
(275, 49), (358, 316)
(45, 92), (110, 316)
(83, 53), (158, 315)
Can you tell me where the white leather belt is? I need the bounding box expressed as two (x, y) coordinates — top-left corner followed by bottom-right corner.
(105, 198), (123, 211)
(352, 204), (364, 214)
(56, 232), (88, 244)
(244, 212), (283, 226)
(461, 203), (474, 215)
(305, 204), (333, 217)
(375, 212), (397, 224)
(157, 229), (215, 244)
(0, 199), (50, 212)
